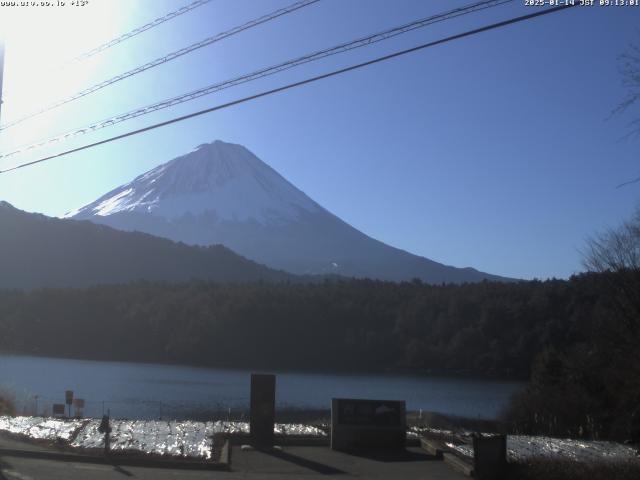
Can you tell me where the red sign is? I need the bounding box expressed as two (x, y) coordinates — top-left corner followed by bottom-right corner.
(73, 398), (85, 409)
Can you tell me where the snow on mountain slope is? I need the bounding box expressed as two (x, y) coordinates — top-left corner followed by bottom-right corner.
(68, 140), (511, 283)
(67, 141), (320, 224)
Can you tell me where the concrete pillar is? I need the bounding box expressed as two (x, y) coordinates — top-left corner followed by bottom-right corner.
(472, 433), (507, 480)
(250, 373), (275, 447)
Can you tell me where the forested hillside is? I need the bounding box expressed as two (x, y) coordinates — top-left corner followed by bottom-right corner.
(3, 272), (638, 440)
(0, 201), (294, 289)
(0, 274), (612, 379)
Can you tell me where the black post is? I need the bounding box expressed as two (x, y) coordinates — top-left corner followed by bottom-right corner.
(473, 433), (507, 480)
(250, 374), (275, 447)
(65, 390), (73, 418)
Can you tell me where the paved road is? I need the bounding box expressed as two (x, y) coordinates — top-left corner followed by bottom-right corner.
(0, 457), (218, 480)
(1, 435), (466, 479)
(230, 445), (465, 479)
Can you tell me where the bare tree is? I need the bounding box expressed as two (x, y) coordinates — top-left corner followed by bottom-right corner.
(583, 208), (640, 330)
(615, 42), (640, 125)
(614, 40), (640, 187)
(584, 209), (640, 272)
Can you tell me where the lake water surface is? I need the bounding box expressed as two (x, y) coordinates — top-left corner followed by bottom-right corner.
(0, 354), (524, 420)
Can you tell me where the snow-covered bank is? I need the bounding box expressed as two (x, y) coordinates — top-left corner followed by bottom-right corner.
(3, 416), (635, 463)
(454, 435), (638, 462)
(0, 416), (84, 442)
(71, 419), (217, 459)
(0, 416), (326, 460)
(415, 427), (639, 462)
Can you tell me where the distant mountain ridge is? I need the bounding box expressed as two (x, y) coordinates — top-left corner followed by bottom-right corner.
(0, 201), (293, 290)
(68, 140), (511, 284)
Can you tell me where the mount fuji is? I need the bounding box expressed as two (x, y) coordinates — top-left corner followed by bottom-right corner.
(68, 140), (509, 283)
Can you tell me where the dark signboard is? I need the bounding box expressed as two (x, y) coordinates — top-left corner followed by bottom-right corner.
(65, 390), (74, 405)
(336, 399), (403, 427)
(331, 398), (406, 451)
(250, 374), (275, 446)
(52, 404), (65, 416)
(473, 433), (507, 480)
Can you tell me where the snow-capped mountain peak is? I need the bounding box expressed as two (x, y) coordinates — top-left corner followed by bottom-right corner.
(66, 140), (320, 224)
(66, 139), (511, 283)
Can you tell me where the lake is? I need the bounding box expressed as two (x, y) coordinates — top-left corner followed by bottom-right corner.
(0, 354), (524, 420)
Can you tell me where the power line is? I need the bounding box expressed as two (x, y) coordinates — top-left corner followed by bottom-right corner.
(616, 176), (640, 188)
(74, 0), (215, 62)
(0, 0), (319, 132)
(0, 0), (512, 161)
(0, 4), (577, 176)
(0, 0), (214, 103)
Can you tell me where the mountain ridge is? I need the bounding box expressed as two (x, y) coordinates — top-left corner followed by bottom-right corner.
(68, 140), (513, 284)
(0, 201), (297, 290)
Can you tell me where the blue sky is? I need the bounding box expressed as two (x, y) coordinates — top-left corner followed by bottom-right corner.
(0, 0), (638, 280)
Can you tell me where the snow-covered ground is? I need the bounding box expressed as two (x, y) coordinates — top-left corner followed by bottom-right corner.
(413, 427), (639, 462)
(445, 436), (639, 462)
(3, 417), (635, 463)
(71, 419), (217, 459)
(0, 416), (84, 442)
(0, 416), (326, 460)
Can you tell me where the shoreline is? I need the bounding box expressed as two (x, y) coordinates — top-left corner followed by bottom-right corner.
(0, 350), (529, 382)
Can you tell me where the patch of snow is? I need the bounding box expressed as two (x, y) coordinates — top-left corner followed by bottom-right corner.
(437, 431), (640, 463)
(91, 188), (134, 217)
(71, 419), (215, 458)
(0, 416), (83, 442)
(506, 435), (640, 462)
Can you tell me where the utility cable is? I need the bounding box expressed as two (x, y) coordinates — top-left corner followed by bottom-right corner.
(74, 0), (215, 62)
(0, 0), (319, 132)
(0, 0), (214, 103)
(0, 4), (577, 175)
(0, 0), (512, 160)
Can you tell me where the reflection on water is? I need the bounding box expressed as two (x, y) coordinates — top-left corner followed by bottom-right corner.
(0, 354), (524, 420)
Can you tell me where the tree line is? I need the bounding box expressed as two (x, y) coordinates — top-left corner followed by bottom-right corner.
(1, 270), (638, 440)
(0, 274), (613, 379)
